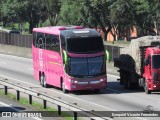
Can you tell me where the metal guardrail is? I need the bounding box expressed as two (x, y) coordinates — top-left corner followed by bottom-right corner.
(0, 79), (112, 120)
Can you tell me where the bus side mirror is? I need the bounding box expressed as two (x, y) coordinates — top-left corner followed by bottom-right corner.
(105, 50), (110, 63)
(144, 58), (149, 66)
(63, 50), (68, 65)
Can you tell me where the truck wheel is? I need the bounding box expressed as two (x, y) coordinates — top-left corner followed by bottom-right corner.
(124, 74), (128, 89)
(124, 74), (132, 89)
(144, 82), (151, 94)
(119, 70), (123, 85)
(127, 78), (132, 89)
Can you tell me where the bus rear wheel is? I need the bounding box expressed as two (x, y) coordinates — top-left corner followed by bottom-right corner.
(40, 74), (49, 88)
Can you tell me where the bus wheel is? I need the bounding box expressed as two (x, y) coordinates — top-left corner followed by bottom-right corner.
(40, 74), (44, 86)
(61, 81), (68, 93)
(40, 74), (49, 88)
(144, 82), (151, 94)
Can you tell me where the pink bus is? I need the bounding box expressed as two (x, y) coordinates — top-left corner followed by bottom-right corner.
(32, 26), (107, 93)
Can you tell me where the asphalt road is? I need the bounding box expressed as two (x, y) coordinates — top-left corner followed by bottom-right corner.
(0, 54), (160, 120)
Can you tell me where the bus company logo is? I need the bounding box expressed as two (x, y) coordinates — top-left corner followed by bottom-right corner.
(39, 49), (43, 69)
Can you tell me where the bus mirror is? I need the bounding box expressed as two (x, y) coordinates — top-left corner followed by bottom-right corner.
(105, 50), (110, 63)
(144, 58), (149, 66)
(63, 50), (68, 64)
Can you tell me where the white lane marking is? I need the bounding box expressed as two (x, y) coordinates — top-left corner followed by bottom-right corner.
(27, 68), (33, 71)
(0, 101), (43, 120)
(0, 54), (32, 61)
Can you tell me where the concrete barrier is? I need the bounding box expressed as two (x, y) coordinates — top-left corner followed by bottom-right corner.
(0, 44), (32, 58)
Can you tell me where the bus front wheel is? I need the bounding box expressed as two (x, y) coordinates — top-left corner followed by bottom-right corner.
(61, 81), (68, 93)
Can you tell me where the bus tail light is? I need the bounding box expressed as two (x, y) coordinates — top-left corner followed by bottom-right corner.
(75, 26), (84, 29)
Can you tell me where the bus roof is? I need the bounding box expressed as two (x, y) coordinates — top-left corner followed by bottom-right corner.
(32, 26), (100, 37)
(32, 26), (85, 35)
(60, 29), (100, 38)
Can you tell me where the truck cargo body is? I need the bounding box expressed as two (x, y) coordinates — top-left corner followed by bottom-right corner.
(114, 36), (160, 94)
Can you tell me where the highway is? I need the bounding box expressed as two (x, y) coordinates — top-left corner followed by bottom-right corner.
(0, 54), (160, 120)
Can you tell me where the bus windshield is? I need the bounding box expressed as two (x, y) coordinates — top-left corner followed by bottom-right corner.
(67, 36), (104, 53)
(152, 55), (160, 69)
(69, 56), (105, 77)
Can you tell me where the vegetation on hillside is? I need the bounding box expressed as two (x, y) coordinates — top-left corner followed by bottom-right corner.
(0, 0), (159, 40)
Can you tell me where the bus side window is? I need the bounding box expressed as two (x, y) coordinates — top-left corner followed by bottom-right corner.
(51, 35), (60, 52)
(37, 32), (45, 49)
(33, 32), (37, 47)
(45, 34), (51, 50)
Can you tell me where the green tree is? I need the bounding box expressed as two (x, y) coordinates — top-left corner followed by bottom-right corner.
(44, 0), (61, 26)
(81, 0), (113, 41)
(15, 0), (47, 33)
(109, 0), (150, 37)
(147, 0), (160, 35)
(60, 1), (82, 25)
(0, 0), (18, 28)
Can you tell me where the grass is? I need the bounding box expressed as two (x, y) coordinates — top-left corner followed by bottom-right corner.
(0, 89), (74, 120)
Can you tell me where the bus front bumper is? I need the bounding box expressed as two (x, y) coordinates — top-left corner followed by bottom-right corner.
(65, 78), (107, 91)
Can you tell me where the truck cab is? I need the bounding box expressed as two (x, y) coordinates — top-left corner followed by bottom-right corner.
(143, 47), (160, 94)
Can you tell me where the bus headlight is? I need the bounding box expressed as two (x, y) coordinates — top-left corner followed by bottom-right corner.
(68, 79), (78, 83)
(68, 79), (74, 83)
(74, 81), (78, 83)
(100, 78), (107, 82)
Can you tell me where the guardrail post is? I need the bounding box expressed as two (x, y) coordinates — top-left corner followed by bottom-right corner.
(43, 100), (47, 109)
(17, 90), (20, 101)
(29, 95), (32, 105)
(73, 112), (77, 120)
(4, 86), (8, 95)
(58, 105), (61, 115)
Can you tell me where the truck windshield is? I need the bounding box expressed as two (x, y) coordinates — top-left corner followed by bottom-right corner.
(67, 36), (104, 53)
(152, 55), (160, 69)
(69, 56), (105, 77)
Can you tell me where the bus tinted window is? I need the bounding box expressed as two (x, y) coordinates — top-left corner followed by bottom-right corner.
(36, 32), (45, 49)
(33, 32), (37, 47)
(45, 34), (60, 52)
(46, 34), (51, 50)
(67, 36), (104, 53)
